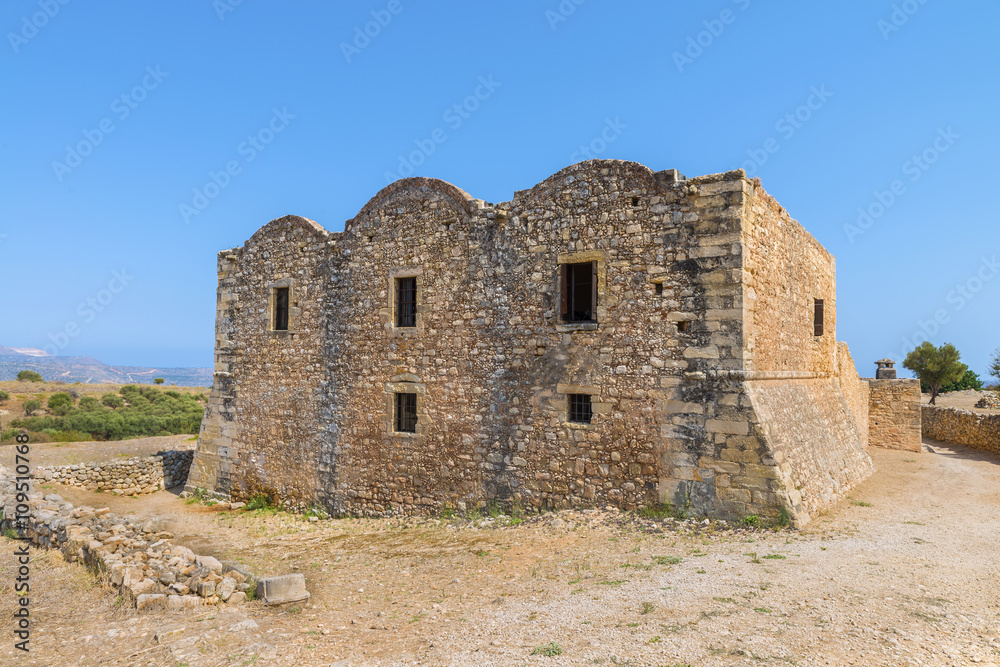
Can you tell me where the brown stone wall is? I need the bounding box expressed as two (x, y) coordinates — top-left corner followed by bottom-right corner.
(922, 406), (1000, 455)
(836, 342), (869, 448)
(867, 379), (922, 452)
(189, 160), (875, 526)
(741, 182), (837, 375)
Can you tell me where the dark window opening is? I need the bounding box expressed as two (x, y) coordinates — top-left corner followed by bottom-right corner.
(654, 282), (663, 296)
(395, 392), (417, 433)
(396, 277), (417, 328)
(561, 261), (598, 323)
(273, 287), (289, 331)
(568, 394), (593, 424)
(677, 320), (689, 333)
(814, 299), (824, 336)
(631, 196), (640, 207)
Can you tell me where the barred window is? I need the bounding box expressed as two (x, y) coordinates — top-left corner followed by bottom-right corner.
(396, 277), (417, 328)
(395, 392), (417, 433)
(273, 287), (289, 331)
(568, 394), (593, 424)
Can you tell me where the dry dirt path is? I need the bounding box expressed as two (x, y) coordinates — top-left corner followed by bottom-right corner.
(1, 439), (999, 666)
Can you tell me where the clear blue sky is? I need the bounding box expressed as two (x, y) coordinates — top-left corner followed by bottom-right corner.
(2, 1), (997, 380)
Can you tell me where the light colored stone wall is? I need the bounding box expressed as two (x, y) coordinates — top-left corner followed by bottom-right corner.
(189, 159), (874, 526)
(922, 406), (1000, 455)
(836, 342), (869, 448)
(868, 379), (922, 451)
(35, 450), (192, 495)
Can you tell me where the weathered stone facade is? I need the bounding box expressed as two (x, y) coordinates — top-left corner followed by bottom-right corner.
(867, 379), (922, 452)
(187, 160), (877, 527)
(922, 406), (1000, 455)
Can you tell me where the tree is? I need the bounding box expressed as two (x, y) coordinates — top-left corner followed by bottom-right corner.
(990, 348), (1000, 398)
(925, 369), (985, 393)
(154, 378), (165, 385)
(22, 399), (41, 415)
(903, 342), (968, 405)
(101, 393), (124, 409)
(16, 370), (44, 383)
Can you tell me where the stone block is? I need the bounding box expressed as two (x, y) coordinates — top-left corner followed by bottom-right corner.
(256, 574), (310, 606)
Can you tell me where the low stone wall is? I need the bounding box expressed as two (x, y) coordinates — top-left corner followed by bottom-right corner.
(867, 379), (921, 452)
(0, 472), (253, 611)
(33, 450), (192, 495)
(922, 406), (1000, 455)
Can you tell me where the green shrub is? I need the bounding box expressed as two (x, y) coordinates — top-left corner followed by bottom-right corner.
(47, 392), (74, 416)
(0, 391), (9, 403)
(245, 493), (276, 511)
(12, 385), (204, 441)
(531, 642), (563, 657)
(154, 378), (165, 385)
(78, 396), (100, 411)
(101, 393), (124, 409)
(46, 430), (92, 443)
(16, 370), (44, 382)
(22, 399), (41, 415)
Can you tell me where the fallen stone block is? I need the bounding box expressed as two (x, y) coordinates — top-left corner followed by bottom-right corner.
(196, 555), (223, 574)
(136, 594), (167, 612)
(166, 594), (202, 611)
(256, 574), (310, 605)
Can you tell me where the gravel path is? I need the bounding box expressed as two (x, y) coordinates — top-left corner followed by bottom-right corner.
(2, 439), (999, 666)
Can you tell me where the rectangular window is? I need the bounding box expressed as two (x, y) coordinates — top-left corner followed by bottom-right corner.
(396, 277), (417, 328)
(273, 287), (289, 331)
(568, 394), (593, 424)
(395, 392), (417, 433)
(814, 298), (824, 336)
(561, 261), (598, 322)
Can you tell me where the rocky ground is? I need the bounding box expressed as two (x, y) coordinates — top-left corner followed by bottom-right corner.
(1, 438), (999, 666)
(922, 388), (1000, 414)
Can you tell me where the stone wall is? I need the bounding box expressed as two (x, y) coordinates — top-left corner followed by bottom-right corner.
(867, 379), (922, 452)
(189, 159), (874, 527)
(922, 406), (1000, 455)
(35, 450), (193, 495)
(0, 475), (254, 610)
(836, 342), (869, 448)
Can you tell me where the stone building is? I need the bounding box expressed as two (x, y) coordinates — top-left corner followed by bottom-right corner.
(187, 159), (893, 527)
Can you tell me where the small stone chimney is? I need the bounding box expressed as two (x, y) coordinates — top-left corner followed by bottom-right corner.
(875, 358), (897, 380)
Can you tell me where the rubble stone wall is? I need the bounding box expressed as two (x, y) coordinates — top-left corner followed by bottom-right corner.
(922, 406), (1000, 455)
(189, 160), (875, 526)
(35, 450), (192, 495)
(868, 379), (922, 452)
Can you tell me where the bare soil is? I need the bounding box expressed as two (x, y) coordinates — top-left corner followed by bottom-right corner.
(2, 438), (1000, 666)
(921, 388), (1000, 414)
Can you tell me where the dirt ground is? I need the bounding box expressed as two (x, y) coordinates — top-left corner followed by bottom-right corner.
(921, 389), (1000, 414)
(2, 438), (1000, 666)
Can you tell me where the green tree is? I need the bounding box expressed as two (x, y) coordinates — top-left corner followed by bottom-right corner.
(990, 348), (1000, 398)
(927, 369), (985, 393)
(903, 342), (968, 405)
(101, 393), (124, 409)
(153, 377), (165, 385)
(16, 370), (44, 383)
(22, 399), (41, 415)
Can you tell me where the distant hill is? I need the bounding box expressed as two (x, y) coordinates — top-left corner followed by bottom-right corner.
(0, 346), (212, 387)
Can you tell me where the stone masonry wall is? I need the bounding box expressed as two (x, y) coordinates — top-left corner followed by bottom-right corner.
(867, 379), (922, 452)
(35, 450), (192, 495)
(836, 342), (869, 448)
(190, 159), (874, 526)
(922, 406), (1000, 455)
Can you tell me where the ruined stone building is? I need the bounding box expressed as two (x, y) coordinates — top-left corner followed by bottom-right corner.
(186, 159), (915, 527)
